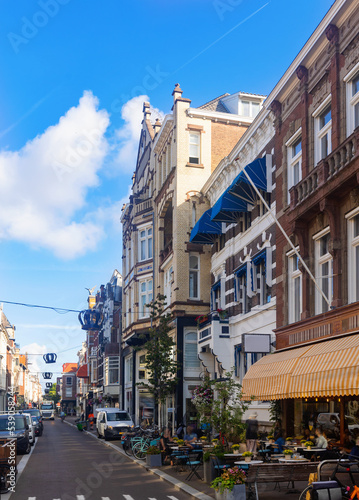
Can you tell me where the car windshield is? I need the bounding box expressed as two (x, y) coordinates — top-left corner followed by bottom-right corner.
(25, 409), (41, 417)
(0, 416), (26, 431)
(31, 417), (38, 423)
(107, 412), (131, 422)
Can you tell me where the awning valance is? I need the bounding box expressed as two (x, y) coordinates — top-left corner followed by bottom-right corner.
(242, 334), (359, 400)
(190, 209), (222, 245)
(210, 191), (249, 223)
(228, 156), (271, 205)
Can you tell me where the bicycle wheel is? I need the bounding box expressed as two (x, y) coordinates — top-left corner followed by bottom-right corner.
(132, 441), (149, 460)
(123, 438), (133, 457)
(298, 485), (313, 500)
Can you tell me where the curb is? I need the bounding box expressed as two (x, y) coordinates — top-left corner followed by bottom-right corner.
(64, 419), (213, 500)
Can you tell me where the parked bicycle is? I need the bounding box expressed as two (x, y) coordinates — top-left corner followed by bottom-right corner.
(299, 457), (359, 499)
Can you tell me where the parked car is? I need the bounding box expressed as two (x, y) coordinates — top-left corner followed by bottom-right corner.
(22, 413), (36, 446)
(0, 414), (30, 454)
(22, 409), (43, 436)
(317, 413), (359, 438)
(96, 409), (134, 441)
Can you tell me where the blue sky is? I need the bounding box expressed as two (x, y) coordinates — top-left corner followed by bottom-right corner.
(0, 0), (333, 386)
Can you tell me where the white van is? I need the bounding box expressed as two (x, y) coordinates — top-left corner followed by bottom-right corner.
(96, 409), (134, 441)
(22, 412), (36, 446)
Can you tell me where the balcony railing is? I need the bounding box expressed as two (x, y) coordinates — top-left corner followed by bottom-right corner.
(135, 198), (153, 215)
(275, 301), (359, 349)
(290, 130), (359, 209)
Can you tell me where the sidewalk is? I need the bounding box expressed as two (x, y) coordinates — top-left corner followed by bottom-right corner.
(64, 416), (310, 499)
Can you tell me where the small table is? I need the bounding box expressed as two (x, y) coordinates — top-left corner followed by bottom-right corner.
(234, 460), (263, 465)
(278, 458), (309, 463)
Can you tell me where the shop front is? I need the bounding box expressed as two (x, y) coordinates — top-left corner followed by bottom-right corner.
(242, 333), (359, 443)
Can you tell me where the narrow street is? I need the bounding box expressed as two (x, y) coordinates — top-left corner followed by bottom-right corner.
(7, 419), (190, 500)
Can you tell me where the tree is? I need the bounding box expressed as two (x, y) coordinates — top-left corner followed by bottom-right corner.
(45, 383), (60, 404)
(192, 369), (251, 441)
(138, 294), (178, 426)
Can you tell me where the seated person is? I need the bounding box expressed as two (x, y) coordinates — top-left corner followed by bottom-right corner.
(315, 427), (328, 449)
(274, 431), (285, 453)
(160, 428), (174, 463)
(184, 425), (198, 449)
(349, 437), (359, 459)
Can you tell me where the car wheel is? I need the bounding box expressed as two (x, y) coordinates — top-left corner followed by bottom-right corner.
(25, 441), (31, 454)
(97, 430), (102, 439)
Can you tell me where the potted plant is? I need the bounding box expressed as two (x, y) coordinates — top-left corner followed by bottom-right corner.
(304, 441), (314, 450)
(267, 434), (274, 443)
(217, 308), (228, 320)
(283, 449), (293, 460)
(177, 439), (185, 447)
(231, 444), (240, 455)
(200, 436), (207, 443)
(285, 436), (293, 444)
(212, 438), (219, 445)
(242, 451), (253, 462)
(300, 439), (306, 444)
(211, 466), (246, 500)
(145, 445), (162, 467)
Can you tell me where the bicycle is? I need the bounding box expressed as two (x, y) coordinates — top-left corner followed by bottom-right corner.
(132, 430), (160, 460)
(299, 457), (359, 499)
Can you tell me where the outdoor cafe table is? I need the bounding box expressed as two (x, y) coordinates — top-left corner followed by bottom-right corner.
(277, 457), (309, 462)
(296, 447), (328, 460)
(234, 460), (263, 465)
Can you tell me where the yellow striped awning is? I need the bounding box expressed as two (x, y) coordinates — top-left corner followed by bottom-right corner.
(242, 334), (359, 400)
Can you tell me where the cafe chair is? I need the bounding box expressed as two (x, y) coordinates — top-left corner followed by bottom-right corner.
(185, 451), (202, 481)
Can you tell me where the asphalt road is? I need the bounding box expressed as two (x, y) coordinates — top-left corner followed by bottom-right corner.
(7, 419), (191, 500)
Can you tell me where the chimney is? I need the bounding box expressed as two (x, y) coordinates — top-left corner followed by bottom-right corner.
(143, 101), (151, 121)
(153, 118), (161, 135)
(172, 83), (183, 104)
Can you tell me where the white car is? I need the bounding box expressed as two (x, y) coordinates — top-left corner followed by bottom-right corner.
(96, 409), (134, 441)
(23, 412), (36, 446)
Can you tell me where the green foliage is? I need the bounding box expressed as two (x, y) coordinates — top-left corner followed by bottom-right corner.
(137, 295), (178, 406)
(191, 369), (251, 439)
(44, 383), (60, 404)
(269, 400), (282, 423)
(146, 445), (161, 455)
(210, 466), (246, 492)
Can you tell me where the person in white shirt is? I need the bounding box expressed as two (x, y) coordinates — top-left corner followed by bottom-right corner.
(315, 427), (328, 449)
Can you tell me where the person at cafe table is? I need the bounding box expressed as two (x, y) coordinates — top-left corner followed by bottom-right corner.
(184, 425), (198, 449)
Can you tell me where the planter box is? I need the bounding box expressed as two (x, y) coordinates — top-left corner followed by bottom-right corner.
(214, 484), (246, 500)
(146, 454), (162, 467)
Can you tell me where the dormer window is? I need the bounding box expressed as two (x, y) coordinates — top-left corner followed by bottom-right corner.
(241, 100), (260, 118)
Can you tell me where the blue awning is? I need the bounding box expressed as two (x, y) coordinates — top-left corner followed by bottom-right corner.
(228, 156), (271, 205)
(210, 190), (249, 222)
(190, 209), (222, 244)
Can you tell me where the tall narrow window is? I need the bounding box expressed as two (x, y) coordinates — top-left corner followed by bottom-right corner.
(314, 98), (332, 165)
(189, 132), (200, 164)
(314, 230), (333, 314)
(164, 266), (173, 305)
(139, 226), (153, 261)
(189, 254), (199, 299)
(139, 278), (153, 318)
(288, 251), (302, 323)
(184, 332), (200, 369)
(235, 267), (252, 315)
(345, 64), (359, 137)
(286, 131), (302, 204)
(211, 280), (222, 311)
(348, 211), (359, 303)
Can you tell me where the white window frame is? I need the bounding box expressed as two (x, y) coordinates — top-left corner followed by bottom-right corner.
(139, 277), (153, 319)
(314, 227), (333, 314)
(344, 62), (359, 137)
(313, 95), (332, 165)
(184, 330), (200, 369)
(240, 99), (261, 118)
(65, 387), (72, 397)
(189, 132), (200, 164)
(164, 265), (173, 306)
(286, 128), (302, 205)
(189, 254), (200, 299)
(236, 272), (251, 314)
(138, 225), (153, 262)
(104, 356), (119, 386)
(66, 377), (72, 385)
(287, 248), (302, 323)
(125, 356), (133, 384)
(346, 207), (359, 303)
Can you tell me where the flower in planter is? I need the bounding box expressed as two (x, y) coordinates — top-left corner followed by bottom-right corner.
(231, 444), (240, 450)
(146, 445), (161, 455)
(267, 435), (274, 440)
(283, 449), (293, 455)
(200, 436), (207, 441)
(242, 451), (253, 457)
(216, 308), (228, 320)
(300, 439), (307, 444)
(176, 439), (185, 446)
(304, 441), (314, 447)
(210, 466), (246, 493)
(195, 314), (209, 326)
(285, 437), (293, 441)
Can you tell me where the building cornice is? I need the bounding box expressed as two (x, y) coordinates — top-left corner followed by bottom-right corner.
(187, 107), (253, 125)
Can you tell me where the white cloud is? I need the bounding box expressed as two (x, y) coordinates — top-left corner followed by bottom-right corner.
(21, 342), (47, 381)
(0, 91), (110, 259)
(115, 95), (165, 173)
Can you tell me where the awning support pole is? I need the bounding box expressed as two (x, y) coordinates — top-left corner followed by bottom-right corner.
(339, 397), (345, 446)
